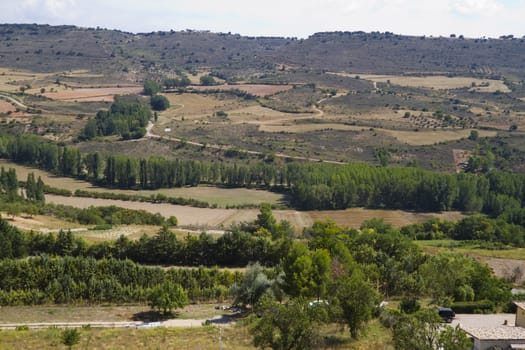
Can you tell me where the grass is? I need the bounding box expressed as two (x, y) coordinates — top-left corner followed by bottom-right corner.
(0, 326), (254, 350)
(354, 74), (510, 92)
(0, 211), (86, 232)
(415, 240), (525, 260)
(0, 319), (393, 350)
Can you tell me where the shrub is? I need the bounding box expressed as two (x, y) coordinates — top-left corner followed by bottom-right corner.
(451, 300), (494, 313)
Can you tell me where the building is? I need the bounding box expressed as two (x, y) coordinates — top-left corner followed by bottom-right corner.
(460, 303), (525, 350)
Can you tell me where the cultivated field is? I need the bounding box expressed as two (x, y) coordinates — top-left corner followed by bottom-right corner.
(189, 84), (293, 96)
(43, 194), (465, 231)
(259, 122), (496, 146)
(333, 72), (510, 92)
(0, 100), (15, 113)
(42, 86), (143, 102)
(0, 68), (51, 92)
(0, 212), (86, 233)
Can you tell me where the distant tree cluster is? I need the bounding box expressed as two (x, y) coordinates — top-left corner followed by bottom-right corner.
(163, 76), (191, 89)
(79, 95), (151, 140)
(142, 80), (170, 111)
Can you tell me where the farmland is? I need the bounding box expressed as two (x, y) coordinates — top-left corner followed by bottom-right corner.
(1, 23), (525, 350)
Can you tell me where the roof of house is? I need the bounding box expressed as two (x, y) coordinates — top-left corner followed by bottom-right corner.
(463, 326), (525, 341)
(515, 302), (525, 311)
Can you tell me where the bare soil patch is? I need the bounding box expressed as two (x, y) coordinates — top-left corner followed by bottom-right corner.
(0, 100), (15, 113)
(44, 194), (464, 232)
(483, 257), (525, 284)
(43, 87), (142, 102)
(308, 208), (464, 229)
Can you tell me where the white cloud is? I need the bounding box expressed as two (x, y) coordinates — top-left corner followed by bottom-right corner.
(20, 0), (76, 18)
(450, 0), (502, 15)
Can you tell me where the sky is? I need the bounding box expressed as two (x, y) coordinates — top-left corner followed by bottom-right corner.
(0, 0), (524, 39)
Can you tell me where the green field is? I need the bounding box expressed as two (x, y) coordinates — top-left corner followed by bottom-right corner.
(0, 320), (392, 350)
(415, 240), (525, 260)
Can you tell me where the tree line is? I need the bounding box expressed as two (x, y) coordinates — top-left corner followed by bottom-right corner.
(0, 255), (241, 305)
(5, 132), (525, 218)
(0, 217), (288, 267)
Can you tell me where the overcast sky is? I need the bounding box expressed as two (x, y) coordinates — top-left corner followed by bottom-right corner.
(1, 0), (524, 38)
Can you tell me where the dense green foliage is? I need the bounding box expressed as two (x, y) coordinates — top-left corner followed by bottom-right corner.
(79, 95), (151, 140)
(251, 296), (324, 350)
(150, 95), (170, 111)
(62, 329), (81, 350)
(392, 310), (471, 350)
(0, 255), (240, 305)
(0, 217), (285, 267)
(148, 280), (188, 314)
(401, 215), (525, 247)
(143, 80), (162, 96)
(164, 76), (191, 89)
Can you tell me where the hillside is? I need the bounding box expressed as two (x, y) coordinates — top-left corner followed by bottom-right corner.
(1, 24), (525, 81)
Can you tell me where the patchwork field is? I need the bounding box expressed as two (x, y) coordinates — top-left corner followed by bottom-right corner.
(189, 84), (293, 96)
(43, 194), (464, 232)
(259, 122), (496, 146)
(332, 72), (510, 92)
(42, 86), (143, 102)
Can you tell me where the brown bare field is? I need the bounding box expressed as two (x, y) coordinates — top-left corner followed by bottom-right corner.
(42, 87), (142, 102)
(44, 194), (464, 231)
(0, 304), (227, 324)
(189, 84), (293, 96)
(307, 208), (464, 229)
(0, 100), (15, 113)
(483, 257), (525, 284)
(334, 72), (510, 92)
(385, 128), (497, 145)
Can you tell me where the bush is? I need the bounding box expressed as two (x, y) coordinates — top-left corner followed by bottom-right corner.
(150, 95), (170, 111)
(400, 298), (421, 314)
(451, 300), (494, 313)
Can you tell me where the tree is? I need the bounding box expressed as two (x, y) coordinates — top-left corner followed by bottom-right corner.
(230, 263), (274, 307)
(468, 130), (479, 141)
(200, 74), (216, 86)
(148, 281), (188, 315)
(251, 296), (323, 350)
(150, 95), (170, 111)
(62, 328), (81, 350)
(143, 80), (161, 96)
(167, 216), (178, 227)
(331, 269), (379, 339)
(256, 203), (276, 232)
(393, 309), (471, 350)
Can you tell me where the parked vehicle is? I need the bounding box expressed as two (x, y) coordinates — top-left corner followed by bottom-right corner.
(438, 307), (455, 323)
